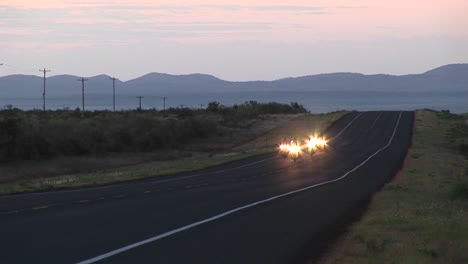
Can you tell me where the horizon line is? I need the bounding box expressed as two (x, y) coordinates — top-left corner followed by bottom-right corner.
(0, 62), (466, 82)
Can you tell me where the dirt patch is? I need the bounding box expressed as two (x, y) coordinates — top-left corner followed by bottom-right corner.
(391, 147), (412, 183)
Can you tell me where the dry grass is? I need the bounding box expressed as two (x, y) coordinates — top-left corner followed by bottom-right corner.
(320, 110), (468, 264)
(0, 111), (346, 195)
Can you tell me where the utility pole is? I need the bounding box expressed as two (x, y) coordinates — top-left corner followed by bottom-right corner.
(110, 77), (118, 112)
(39, 68), (51, 111)
(78, 77), (88, 111)
(136, 96), (144, 110)
(161, 97), (167, 111)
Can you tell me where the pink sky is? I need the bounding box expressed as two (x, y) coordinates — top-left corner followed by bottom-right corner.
(0, 0), (467, 80)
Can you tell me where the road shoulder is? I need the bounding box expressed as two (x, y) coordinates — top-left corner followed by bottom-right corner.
(319, 110), (468, 263)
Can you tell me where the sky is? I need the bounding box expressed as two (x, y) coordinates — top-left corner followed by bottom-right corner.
(0, 0), (467, 81)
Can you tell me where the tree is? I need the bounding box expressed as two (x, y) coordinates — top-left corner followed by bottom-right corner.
(207, 101), (221, 112)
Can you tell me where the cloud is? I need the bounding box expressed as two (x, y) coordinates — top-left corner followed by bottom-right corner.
(136, 22), (274, 32)
(249, 5), (326, 11)
(335, 6), (368, 9)
(376, 26), (404, 30)
(0, 2), (341, 49)
(60, 4), (332, 13)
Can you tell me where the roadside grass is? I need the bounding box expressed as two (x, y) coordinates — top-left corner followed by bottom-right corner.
(0, 111), (346, 195)
(320, 110), (468, 264)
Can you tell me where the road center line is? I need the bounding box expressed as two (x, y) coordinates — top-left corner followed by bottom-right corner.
(32, 205), (49, 210)
(75, 112), (402, 264)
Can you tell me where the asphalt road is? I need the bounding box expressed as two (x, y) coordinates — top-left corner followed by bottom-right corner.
(0, 111), (413, 264)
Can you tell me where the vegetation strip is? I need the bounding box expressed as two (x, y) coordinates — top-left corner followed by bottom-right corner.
(320, 110), (468, 264)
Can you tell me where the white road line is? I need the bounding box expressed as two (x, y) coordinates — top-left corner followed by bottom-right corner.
(328, 112), (363, 141)
(75, 112), (403, 264)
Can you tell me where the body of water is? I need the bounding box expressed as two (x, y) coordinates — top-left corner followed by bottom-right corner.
(1, 91), (467, 113)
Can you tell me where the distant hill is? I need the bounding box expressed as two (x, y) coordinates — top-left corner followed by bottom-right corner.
(423, 63), (468, 76)
(124, 73), (226, 93)
(0, 64), (467, 97)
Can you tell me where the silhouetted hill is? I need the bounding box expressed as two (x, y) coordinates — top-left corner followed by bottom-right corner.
(124, 73), (226, 93)
(423, 63), (468, 76)
(0, 64), (466, 98)
(0, 75), (42, 97)
(0, 74), (126, 97)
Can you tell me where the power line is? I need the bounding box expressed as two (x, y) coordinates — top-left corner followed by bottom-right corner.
(78, 77), (88, 112)
(136, 96), (144, 110)
(39, 68), (51, 111)
(110, 77), (118, 112)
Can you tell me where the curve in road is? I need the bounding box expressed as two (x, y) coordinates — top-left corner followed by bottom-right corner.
(0, 111), (413, 264)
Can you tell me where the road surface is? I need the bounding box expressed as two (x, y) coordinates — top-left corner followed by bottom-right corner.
(0, 111), (413, 264)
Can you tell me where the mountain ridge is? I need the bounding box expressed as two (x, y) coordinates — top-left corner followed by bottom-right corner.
(0, 64), (467, 97)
